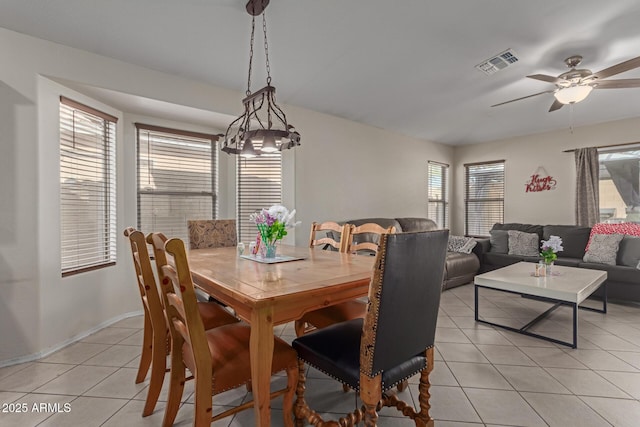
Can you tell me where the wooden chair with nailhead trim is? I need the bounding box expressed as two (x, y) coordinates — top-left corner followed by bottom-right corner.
(292, 230), (449, 427)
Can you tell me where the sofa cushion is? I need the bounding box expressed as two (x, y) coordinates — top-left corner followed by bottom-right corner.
(543, 225), (591, 259)
(492, 223), (544, 240)
(445, 252), (480, 278)
(474, 238), (491, 257)
(489, 230), (509, 253)
(553, 257), (582, 267)
(586, 223), (640, 250)
(483, 252), (523, 269)
(508, 230), (539, 256)
(578, 262), (640, 283)
(448, 236), (477, 254)
(617, 236), (640, 268)
(396, 218), (437, 232)
(583, 233), (624, 265)
(445, 251), (480, 289)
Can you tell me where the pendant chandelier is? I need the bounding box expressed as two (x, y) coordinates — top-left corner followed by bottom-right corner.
(221, 0), (300, 158)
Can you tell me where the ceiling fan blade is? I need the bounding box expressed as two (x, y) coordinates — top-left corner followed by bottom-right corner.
(548, 99), (564, 112)
(527, 74), (560, 83)
(592, 56), (640, 80)
(593, 78), (640, 89)
(491, 90), (554, 107)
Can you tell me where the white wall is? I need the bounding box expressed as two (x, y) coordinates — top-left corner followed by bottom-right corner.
(1, 25), (252, 364)
(0, 27), (453, 363)
(452, 117), (640, 235)
(0, 64), (40, 362)
(36, 77), (138, 356)
(289, 107), (454, 245)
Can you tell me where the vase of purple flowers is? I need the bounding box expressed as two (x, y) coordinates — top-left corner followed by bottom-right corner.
(249, 205), (299, 258)
(540, 235), (563, 276)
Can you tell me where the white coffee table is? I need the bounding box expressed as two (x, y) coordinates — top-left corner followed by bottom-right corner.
(474, 262), (607, 348)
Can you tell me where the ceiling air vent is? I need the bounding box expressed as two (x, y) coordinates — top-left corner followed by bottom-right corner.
(475, 49), (519, 75)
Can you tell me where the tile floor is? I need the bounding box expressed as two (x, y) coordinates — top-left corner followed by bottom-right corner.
(1, 283), (640, 426)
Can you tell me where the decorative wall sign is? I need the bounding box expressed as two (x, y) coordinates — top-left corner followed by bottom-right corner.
(525, 167), (557, 192)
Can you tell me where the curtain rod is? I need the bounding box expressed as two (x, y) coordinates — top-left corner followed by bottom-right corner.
(563, 141), (640, 153)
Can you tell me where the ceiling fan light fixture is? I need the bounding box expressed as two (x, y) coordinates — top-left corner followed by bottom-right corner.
(492, 55), (640, 111)
(554, 85), (593, 104)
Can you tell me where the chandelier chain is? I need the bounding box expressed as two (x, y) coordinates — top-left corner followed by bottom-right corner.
(262, 11), (271, 84)
(246, 14), (256, 95)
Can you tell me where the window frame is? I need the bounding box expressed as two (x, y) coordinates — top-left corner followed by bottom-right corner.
(427, 161), (450, 229)
(59, 96), (118, 277)
(135, 123), (219, 242)
(598, 145), (640, 223)
(464, 160), (505, 237)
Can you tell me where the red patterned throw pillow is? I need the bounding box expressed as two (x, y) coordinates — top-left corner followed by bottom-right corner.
(586, 223), (640, 251)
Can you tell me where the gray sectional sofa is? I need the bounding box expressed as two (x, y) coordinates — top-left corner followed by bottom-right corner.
(476, 223), (640, 302)
(330, 217), (480, 290)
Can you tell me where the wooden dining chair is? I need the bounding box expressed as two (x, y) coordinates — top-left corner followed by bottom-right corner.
(292, 230), (449, 427)
(125, 228), (239, 418)
(124, 227), (168, 417)
(309, 221), (349, 252)
(187, 219), (238, 305)
(158, 237), (298, 427)
(294, 222), (395, 338)
(187, 219), (237, 250)
(147, 231), (240, 328)
(346, 223), (397, 255)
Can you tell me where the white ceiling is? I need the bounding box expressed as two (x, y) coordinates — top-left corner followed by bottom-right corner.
(2, 0), (640, 145)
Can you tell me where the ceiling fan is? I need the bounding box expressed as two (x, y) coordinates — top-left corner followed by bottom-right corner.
(491, 54), (640, 112)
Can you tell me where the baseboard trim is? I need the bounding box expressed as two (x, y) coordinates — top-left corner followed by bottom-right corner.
(0, 310), (144, 368)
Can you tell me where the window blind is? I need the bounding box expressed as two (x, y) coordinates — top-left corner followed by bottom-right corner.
(465, 161), (505, 237)
(428, 161), (449, 229)
(136, 124), (217, 243)
(60, 97), (117, 276)
(237, 153), (282, 243)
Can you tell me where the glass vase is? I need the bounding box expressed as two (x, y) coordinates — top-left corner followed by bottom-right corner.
(545, 260), (554, 276)
(261, 241), (278, 259)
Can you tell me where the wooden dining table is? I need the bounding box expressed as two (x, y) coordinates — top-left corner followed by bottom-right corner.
(186, 244), (375, 427)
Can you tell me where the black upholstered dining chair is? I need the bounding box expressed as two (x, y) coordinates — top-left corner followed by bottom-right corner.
(292, 229), (449, 427)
